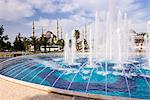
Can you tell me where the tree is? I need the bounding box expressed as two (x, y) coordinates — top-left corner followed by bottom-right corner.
(30, 36), (39, 53)
(83, 39), (89, 50)
(0, 25), (9, 51)
(0, 25), (4, 35)
(6, 41), (13, 51)
(23, 37), (30, 52)
(74, 30), (80, 43)
(13, 33), (25, 51)
(55, 39), (64, 50)
(40, 34), (50, 52)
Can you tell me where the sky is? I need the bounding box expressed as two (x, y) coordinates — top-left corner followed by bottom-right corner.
(0, 0), (150, 43)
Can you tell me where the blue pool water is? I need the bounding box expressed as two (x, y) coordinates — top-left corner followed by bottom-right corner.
(0, 54), (150, 99)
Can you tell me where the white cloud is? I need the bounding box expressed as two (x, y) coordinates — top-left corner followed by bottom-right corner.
(0, 0), (59, 21)
(59, 0), (149, 32)
(59, 0), (108, 15)
(60, 3), (78, 13)
(24, 0), (149, 37)
(0, 0), (34, 21)
(1, 0), (149, 40)
(26, 0), (58, 13)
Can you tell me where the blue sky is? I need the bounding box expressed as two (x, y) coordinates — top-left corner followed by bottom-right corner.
(0, 0), (150, 42)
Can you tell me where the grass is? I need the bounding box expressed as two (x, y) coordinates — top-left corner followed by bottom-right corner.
(0, 52), (33, 58)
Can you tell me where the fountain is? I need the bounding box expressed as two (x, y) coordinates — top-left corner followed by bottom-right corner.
(0, 1), (150, 100)
(147, 21), (150, 66)
(106, 12), (112, 61)
(94, 12), (103, 60)
(82, 25), (86, 54)
(71, 30), (76, 64)
(64, 33), (70, 64)
(64, 30), (76, 65)
(88, 27), (93, 67)
(115, 10), (124, 69)
(82, 35), (85, 54)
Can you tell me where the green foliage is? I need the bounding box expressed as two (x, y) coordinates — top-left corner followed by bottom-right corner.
(40, 34), (50, 52)
(30, 36), (40, 53)
(0, 25), (88, 53)
(0, 25), (4, 35)
(55, 39), (64, 48)
(0, 25), (10, 51)
(5, 41), (13, 51)
(23, 37), (30, 51)
(13, 33), (25, 51)
(74, 30), (80, 40)
(76, 39), (89, 51)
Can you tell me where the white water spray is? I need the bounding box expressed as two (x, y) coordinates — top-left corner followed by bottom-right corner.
(64, 34), (70, 64)
(147, 21), (150, 66)
(89, 27), (93, 66)
(71, 30), (76, 64)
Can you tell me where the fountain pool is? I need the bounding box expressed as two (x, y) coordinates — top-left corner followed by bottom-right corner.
(0, 54), (150, 99)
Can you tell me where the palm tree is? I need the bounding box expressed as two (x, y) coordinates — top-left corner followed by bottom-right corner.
(30, 36), (39, 53)
(23, 37), (30, 52)
(40, 34), (49, 52)
(55, 39), (65, 51)
(74, 30), (80, 43)
(74, 30), (80, 51)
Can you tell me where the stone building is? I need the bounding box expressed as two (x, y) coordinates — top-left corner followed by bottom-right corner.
(130, 30), (147, 54)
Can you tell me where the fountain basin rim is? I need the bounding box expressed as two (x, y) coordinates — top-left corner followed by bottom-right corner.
(0, 74), (140, 100)
(0, 53), (64, 70)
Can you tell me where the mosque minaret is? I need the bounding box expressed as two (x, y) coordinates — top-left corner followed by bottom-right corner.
(32, 21), (35, 37)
